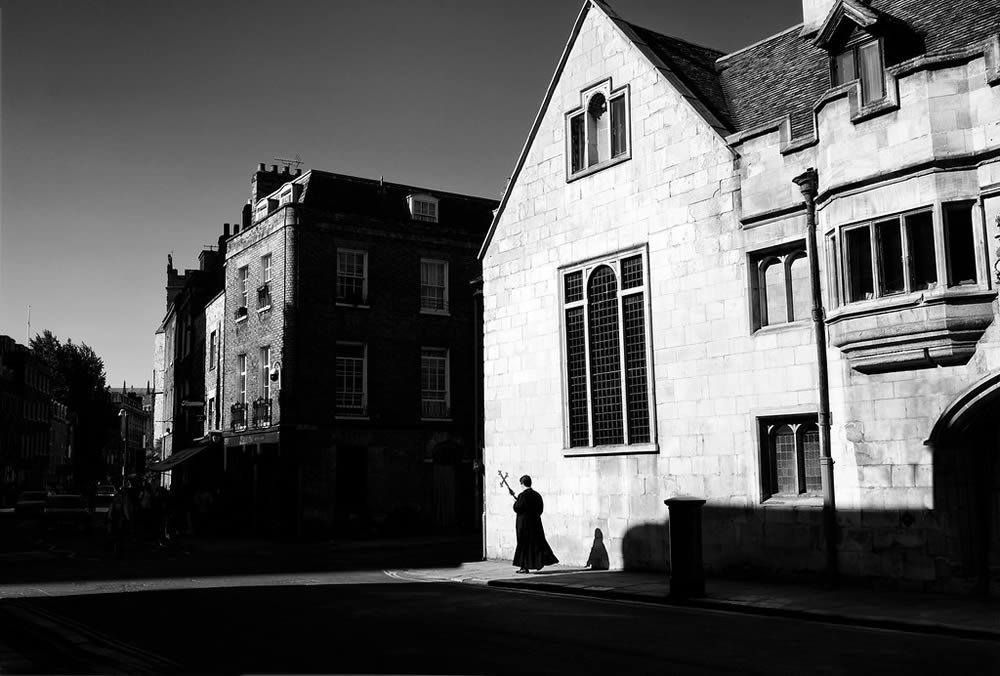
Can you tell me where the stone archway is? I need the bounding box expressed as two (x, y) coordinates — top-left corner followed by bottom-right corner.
(927, 373), (1000, 595)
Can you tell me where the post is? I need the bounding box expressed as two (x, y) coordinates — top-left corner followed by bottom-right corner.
(664, 496), (706, 599)
(118, 408), (128, 489)
(792, 168), (838, 586)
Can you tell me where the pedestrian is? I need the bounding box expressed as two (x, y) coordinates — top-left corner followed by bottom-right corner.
(509, 474), (558, 574)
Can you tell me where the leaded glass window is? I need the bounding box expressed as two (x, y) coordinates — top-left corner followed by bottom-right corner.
(563, 251), (652, 449)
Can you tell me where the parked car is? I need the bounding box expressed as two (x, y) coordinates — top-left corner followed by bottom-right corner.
(14, 490), (49, 517)
(94, 485), (116, 514)
(43, 494), (91, 531)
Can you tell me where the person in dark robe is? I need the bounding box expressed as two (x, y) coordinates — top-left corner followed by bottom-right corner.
(510, 475), (558, 574)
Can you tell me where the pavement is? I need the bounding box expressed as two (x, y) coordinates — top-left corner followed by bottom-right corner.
(1, 530), (997, 644)
(391, 559), (1000, 641)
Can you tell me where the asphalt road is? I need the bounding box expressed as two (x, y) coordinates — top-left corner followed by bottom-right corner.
(1, 569), (998, 675)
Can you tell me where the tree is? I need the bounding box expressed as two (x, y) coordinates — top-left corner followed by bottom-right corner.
(30, 330), (116, 488)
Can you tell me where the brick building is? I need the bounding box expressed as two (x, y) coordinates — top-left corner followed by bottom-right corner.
(480, 0), (1000, 593)
(0, 336), (55, 502)
(150, 236), (227, 488)
(219, 164), (496, 537)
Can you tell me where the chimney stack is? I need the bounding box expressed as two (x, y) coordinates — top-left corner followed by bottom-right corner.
(801, 0), (837, 34)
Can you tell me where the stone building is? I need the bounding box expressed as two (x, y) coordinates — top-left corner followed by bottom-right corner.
(480, 0), (1000, 593)
(219, 164), (496, 537)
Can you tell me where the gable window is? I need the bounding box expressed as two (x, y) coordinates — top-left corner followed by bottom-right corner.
(749, 242), (810, 331)
(336, 249), (368, 305)
(408, 194), (439, 223)
(335, 343), (367, 417)
(831, 38), (884, 105)
(420, 259), (449, 314)
(562, 250), (653, 451)
(420, 347), (450, 420)
(567, 81), (630, 179)
(759, 415), (822, 501)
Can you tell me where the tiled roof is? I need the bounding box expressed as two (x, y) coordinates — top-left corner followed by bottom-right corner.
(298, 171), (497, 233)
(717, 0), (1000, 141)
(625, 23), (734, 132)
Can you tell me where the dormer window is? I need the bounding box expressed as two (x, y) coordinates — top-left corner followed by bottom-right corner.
(408, 194), (439, 223)
(279, 183), (302, 206)
(567, 80), (630, 180)
(831, 38), (885, 105)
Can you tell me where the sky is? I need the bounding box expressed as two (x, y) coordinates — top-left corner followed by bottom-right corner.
(0, 0), (801, 389)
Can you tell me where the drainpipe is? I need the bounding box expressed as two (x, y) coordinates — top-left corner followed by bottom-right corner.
(471, 275), (486, 561)
(793, 168), (838, 587)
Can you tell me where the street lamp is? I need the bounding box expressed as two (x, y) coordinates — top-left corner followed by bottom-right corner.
(118, 408), (128, 489)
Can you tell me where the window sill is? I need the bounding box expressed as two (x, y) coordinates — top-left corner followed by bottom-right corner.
(335, 414), (369, 421)
(257, 306), (271, 314)
(235, 314), (248, 324)
(420, 417), (453, 423)
(752, 319), (810, 336)
(336, 302), (370, 309)
(761, 494), (823, 507)
(566, 153), (631, 183)
(419, 308), (450, 317)
(563, 442), (658, 457)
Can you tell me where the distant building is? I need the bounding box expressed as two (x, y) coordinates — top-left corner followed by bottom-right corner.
(0, 336), (53, 499)
(150, 234), (227, 489)
(107, 387), (151, 482)
(480, 0), (1000, 593)
(218, 164), (496, 536)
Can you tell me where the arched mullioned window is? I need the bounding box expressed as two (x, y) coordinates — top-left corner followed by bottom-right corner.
(563, 251), (652, 449)
(750, 242), (810, 331)
(567, 80), (630, 178)
(760, 416), (822, 500)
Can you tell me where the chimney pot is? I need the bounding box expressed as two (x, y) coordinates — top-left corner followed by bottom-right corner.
(233, 224), (240, 235)
(223, 223), (231, 236)
(258, 163), (266, 171)
(295, 168), (302, 176)
(271, 164), (278, 173)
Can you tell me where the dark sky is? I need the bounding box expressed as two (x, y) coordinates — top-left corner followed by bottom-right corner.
(0, 0), (801, 387)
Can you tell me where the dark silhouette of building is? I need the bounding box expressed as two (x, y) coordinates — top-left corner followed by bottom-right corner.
(217, 164), (497, 537)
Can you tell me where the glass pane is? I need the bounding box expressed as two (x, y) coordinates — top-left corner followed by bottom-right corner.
(876, 219), (905, 295)
(774, 426), (797, 495)
(803, 427), (822, 493)
(788, 253), (811, 322)
(621, 255), (643, 289)
(566, 307), (588, 447)
(906, 211), (937, 290)
(587, 266), (623, 446)
(945, 203), (977, 286)
(570, 114), (585, 173)
(833, 49), (856, 86)
(622, 294), (649, 444)
(611, 95), (627, 157)
(858, 41), (885, 103)
(846, 227), (874, 302)
(826, 235), (840, 308)
(564, 271), (583, 303)
(763, 260), (787, 325)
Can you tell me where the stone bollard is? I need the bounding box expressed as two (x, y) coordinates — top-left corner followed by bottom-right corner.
(664, 496), (706, 599)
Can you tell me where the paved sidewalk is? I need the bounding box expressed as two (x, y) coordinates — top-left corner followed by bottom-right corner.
(393, 560), (1000, 641)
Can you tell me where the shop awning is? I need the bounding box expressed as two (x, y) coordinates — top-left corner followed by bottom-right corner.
(148, 444), (210, 472)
